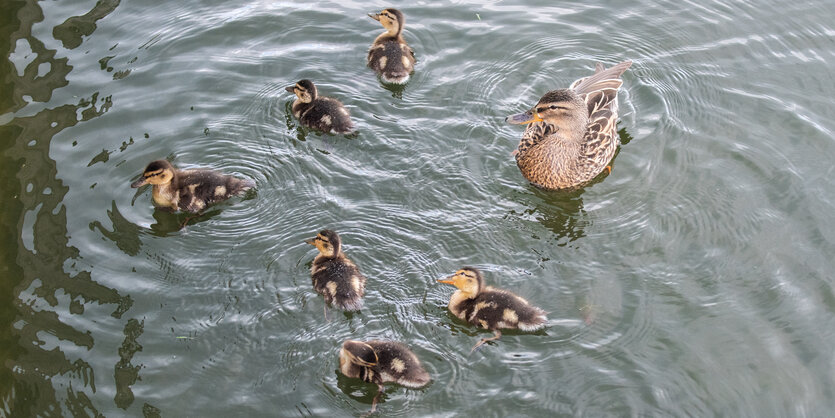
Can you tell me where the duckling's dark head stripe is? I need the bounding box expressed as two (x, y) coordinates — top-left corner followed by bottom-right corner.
(383, 8), (404, 24)
(143, 159), (172, 174)
(144, 169), (163, 178)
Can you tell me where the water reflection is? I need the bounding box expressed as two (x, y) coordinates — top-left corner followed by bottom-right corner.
(525, 187), (588, 244)
(89, 201), (142, 256)
(52, 0), (121, 50)
(149, 206), (223, 235)
(1, 0), (151, 414)
(380, 80), (407, 99)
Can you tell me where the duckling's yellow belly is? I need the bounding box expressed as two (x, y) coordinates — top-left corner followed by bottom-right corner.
(152, 187), (179, 210)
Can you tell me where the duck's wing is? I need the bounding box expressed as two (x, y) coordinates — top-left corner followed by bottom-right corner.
(576, 61), (631, 161)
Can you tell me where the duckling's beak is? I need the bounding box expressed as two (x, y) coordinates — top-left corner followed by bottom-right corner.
(368, 13), (381, 21)
(285, 86), (295, 93)
(304, 238), (316, 245)
(506, 109), (543, 125)
(437, 277), (458, 286)
(130, 177), (148, 188)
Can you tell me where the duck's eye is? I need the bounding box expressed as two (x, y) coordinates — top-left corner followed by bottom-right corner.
(549, 105), (557, 109)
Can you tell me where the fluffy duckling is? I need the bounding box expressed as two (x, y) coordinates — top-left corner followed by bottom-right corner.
(438, 267), (547, 352)
(130, 159), (254, 213)
(339, 339), (430, 413)
(306, 230), (366, 314)
(286, 79), (354, 134)
(367, 8), (416, 84)
(506, 61), (633, 190)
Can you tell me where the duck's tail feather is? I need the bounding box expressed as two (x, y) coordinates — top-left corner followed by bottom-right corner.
(571, 60), (632, 95)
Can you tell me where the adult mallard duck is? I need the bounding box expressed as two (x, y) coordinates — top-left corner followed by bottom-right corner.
(438, 267), (547, 352)
(367, 8), (416, 84)
(130, 159), (254, 213)
(506, 61), (633, 190)
(286, 79), (354, 134)
(338, 339), (430, 413)
(306, 230), (366, 315)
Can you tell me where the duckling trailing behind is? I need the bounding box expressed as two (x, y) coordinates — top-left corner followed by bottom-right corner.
(506, 61), (633, 190)
(339, 339), (430, 413)
(367, 8), (416, 84)
(130, 159), (254, 213)
(286, 79), (354, 134)
(438, 267), (547, 352)
(306, 230), (366, 315)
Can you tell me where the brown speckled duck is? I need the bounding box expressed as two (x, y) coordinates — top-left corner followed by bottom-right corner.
(438, 267), (547, 352)
(130, 159), (254, 213)
(306, 230), (366, 315)
(367, 8), (416, 84)
(286, 80), (354, 134)
(339, 339), (430, 413)
(506, 61), (633, 190)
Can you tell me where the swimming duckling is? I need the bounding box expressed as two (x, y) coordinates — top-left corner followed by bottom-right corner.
(506, 61), (633, 190)
(438, 267), (547, 352)
(367, 8), (416, 84)
(130, 159), (254, 213)
(306, 230), (366, 315)
(339, 339), (430, 413)
(286, 79), (354, 134)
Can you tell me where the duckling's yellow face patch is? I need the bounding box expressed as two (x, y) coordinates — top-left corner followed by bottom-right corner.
(287, 84), (313, 103)
(369, 9), (399, 34)
(305, 233), (335, 257)
(438, 269), (480, 295)
(134, 168), (174, 187)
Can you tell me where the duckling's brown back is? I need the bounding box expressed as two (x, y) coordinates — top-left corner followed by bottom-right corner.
(176, 169), (254, 212)
(369, 341), (430, 388)
(458, 287), (547, 331)
(368, 40), (415, 83)
(311, 256), (366, 311)
(299, 97), (354, 134)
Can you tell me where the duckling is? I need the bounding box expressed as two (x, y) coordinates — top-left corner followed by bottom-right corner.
(306, 230), (366, 315)
(367, 8), (416, 84)
(130, 159), (254, 213)
(286, 79), (354, 134)
(438, 267), (547, 352)
(339, 339), (430, 413)
(506, 61), (633, 190)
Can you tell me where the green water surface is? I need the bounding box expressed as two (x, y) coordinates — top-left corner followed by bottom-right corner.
(2, 0), (835, 416)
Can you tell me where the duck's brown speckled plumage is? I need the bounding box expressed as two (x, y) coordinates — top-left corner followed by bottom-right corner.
(339, 339), (430, 413)
(367, 8), (415, 84)
(439, 267), (547, 351)
(306, 230), (366, 311)
(507, 61), (633, 190)
(286, 80), (354, 134)
(130, 159), (254, 213)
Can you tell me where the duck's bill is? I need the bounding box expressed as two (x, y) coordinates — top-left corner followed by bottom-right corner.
(285, 86), (295, 93)
(368, 13), (381, 21)
(304, 238), (316, 245)
(130, 178), (148, 188)
(506, 111), (543, 125)
(437, 278), (456, 285)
